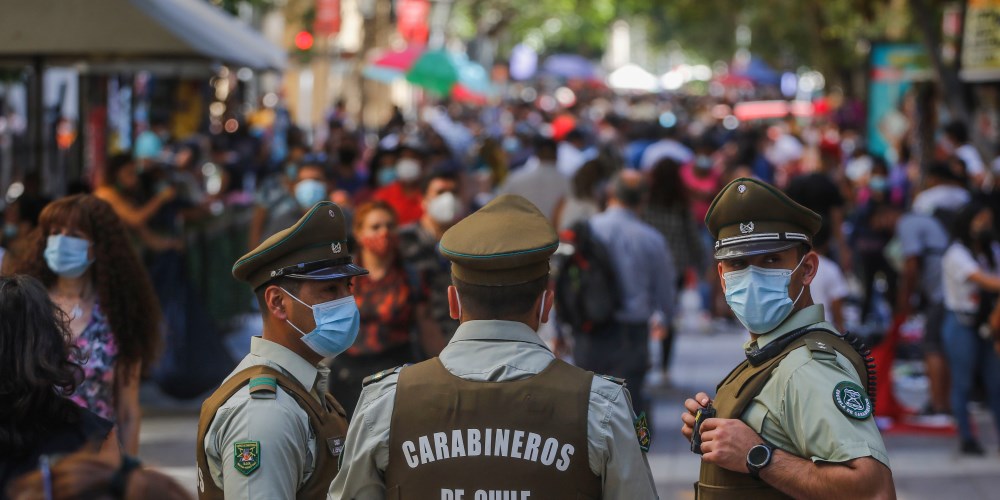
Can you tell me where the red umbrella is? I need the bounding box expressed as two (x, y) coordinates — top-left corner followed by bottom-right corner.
(371, 45), (425, 71)
(452, 84), (488, 105)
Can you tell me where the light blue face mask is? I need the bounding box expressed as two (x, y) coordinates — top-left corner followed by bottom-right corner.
(282, 288), (360, 358)
(723, 258), (805, 334)
(294, 179), (328, 209)
(376, 166), (398, 186)
(869, 175), (888, 192)
(44, 235), (94, 278)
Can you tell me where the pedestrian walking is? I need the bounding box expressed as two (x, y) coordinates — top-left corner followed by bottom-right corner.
(398, 170), (463, 351)
(681, 178), (895, 498)
(328, 201), (425, 417)
(575, 170), (676, 416)
(196, 201), (367, 499)
(11, 195), (161, 455)
(940, 201), (1000, 455)
(330, 194), (658, 499)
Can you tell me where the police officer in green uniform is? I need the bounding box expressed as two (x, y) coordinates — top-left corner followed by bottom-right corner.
(196, 201), (367, 499)
(681, 178), (896, 499)
(330, 194), (658, 499)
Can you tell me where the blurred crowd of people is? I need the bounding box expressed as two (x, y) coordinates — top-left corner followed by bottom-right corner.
(4, 85), (1000, 497)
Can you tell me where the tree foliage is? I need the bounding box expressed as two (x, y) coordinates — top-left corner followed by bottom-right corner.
(456, 0), (942, 83)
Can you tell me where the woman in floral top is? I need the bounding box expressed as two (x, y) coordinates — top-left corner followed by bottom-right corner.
(329, 201), (429, 417)
(12, 195), (161, 454)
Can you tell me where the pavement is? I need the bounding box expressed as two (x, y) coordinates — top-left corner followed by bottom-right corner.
(137, 318), (1000, 499)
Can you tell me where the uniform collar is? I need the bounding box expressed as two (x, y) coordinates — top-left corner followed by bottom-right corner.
(448, 320), (550, 350)
(746, 304), (826, 350)
(250, 336), (320, 390)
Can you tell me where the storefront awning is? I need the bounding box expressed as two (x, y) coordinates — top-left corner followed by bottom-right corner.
(0, 0), (286, 71)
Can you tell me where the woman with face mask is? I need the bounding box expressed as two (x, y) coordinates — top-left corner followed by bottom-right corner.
(941, 201), (1000, 455)
(10, 195), (162, 456)
(327, 201), (423, 417)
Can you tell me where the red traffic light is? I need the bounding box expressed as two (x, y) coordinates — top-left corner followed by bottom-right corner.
(294, 31), (314, 51)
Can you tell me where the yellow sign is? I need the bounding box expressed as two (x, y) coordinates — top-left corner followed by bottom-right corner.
(963, 0), (1000, 81)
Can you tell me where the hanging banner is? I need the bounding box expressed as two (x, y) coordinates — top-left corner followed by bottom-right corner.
(397, 0), (430, 44)
(867, 43), (932, 161)
(962, 0), (1000, 81)
(315, 0), (341, 36)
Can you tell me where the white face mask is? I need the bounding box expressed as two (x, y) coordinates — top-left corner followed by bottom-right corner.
(427, 192), (459, 224)
(396, 159), (421, 182)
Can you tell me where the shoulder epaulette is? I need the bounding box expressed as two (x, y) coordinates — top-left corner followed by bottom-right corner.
(597, 374), (626, 386)
(362, 364), (409, 387)
(248, 375), (278, 399)
(804, 338), (836, 355)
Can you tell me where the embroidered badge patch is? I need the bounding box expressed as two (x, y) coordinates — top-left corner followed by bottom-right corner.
(233, 441), (261, 476)
(634, 411), (651, 452)
(327, 436), (345, 457)
(833, 381), (872, 420)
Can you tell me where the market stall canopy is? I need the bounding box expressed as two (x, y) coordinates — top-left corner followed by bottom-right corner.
(608, 64), (659, 92)
(0, 0), (286, 71)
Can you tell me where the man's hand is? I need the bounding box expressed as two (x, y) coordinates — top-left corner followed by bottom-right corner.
(698, 418), (764, 473)
(680, 392), (712, 441)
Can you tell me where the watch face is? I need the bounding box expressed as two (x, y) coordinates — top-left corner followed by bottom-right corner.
(748, 445), (771, 467)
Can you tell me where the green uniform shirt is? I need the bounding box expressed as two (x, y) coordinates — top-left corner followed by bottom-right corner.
(201, 337), (330, 498)
(740, 305), (890, 467)
(329, 320), (659, 500)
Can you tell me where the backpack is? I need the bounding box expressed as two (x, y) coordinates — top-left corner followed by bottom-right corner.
(555, 220), (621, 334)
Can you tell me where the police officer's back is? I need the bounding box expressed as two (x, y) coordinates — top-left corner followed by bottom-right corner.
(680, 179), (895, 499)
(331, 194), (659, 499)
(196, 202), (367, 499)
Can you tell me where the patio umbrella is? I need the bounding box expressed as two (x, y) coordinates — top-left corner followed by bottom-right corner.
(371, 44), (425, 71)
(406, 49), (492, 96)
(363, 48), (493, 98)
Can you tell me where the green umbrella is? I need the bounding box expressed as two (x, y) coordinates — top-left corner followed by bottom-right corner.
(405, 49), (492, 96)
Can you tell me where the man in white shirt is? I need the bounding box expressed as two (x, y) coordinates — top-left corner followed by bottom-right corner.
(810, 253), (849, 331)
(499, 138), (570, 222)
(944, 121), (986, 188)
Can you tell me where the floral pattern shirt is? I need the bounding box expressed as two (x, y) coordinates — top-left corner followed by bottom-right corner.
(68, 304), (118, 421)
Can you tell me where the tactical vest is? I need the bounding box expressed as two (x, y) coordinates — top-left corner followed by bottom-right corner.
(385, 358), (603, 500)
(195, 365), (348, 500)
(695, 328), (875, 500)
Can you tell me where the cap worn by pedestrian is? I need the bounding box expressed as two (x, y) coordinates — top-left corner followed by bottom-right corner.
(233, 201), (368, 290)
(705, 177), (822, 260)
(439, 194), (558, 286)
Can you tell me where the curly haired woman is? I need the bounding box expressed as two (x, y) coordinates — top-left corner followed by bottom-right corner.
(11, 195), (161, 455)
(0, 274), (119, 493)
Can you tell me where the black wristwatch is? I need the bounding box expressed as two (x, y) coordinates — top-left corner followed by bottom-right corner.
(746, 442), (775, 480)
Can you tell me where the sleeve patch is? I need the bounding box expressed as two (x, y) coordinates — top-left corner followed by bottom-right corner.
(634, 411), (651, 452)
(833, 381), (873, 420)
(233, 441), (261, 476)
